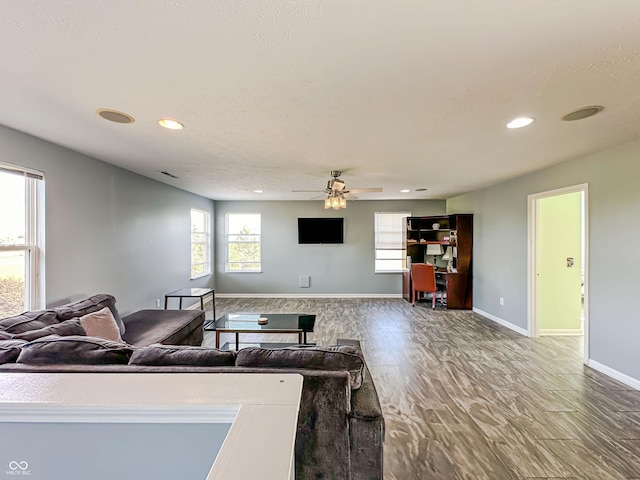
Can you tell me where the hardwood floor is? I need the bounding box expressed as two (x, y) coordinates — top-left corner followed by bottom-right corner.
(203, 297), (640, 480)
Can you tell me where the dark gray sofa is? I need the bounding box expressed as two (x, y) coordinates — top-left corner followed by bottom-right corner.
(0, 296), (384, 479)
(0, 293), (205, 347)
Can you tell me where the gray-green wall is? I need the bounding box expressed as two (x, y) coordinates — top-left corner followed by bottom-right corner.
(5, 120), (637, 385)
(215, 200), (445, 295)
(0, 125), (214, 315)
(447, 138), (640, 382)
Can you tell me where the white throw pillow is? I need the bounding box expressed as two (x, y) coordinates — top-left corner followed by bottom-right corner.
(79, 306), (122, 342)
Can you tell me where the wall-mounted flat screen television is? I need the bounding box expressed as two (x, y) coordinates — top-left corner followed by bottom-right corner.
(298, 218), (344, 244)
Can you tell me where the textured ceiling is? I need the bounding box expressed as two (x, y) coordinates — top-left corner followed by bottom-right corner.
(1, 1), (640, 201)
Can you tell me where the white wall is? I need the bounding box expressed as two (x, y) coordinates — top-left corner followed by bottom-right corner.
(215, 200), (445, 295)
(447, 138), (640, 383)
(0, 125), (214, 315)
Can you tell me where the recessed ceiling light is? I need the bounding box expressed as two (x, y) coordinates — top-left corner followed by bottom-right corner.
(562, 105), (603, 122)
(400, 189), (410, 193)
(254, 190), (264, 193)
(506, 117), (535, 129)
(97, 109), (135, 124)
(158, 118), (184, 130)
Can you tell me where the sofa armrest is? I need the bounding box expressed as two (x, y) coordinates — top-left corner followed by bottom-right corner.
(121, 310), (204, 346)
(336, 339), (383, 419)
(338, 338), (385, 480)
(294, 369), (352, 479)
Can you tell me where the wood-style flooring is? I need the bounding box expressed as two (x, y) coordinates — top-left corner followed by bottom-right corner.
(202, 297), (640, 480)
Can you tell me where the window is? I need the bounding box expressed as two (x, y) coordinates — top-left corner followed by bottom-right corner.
(190, 209), (211, 278)
(374, 212), (410, 273)
(226, 213), (261, 272)
(0, 163), (44, 317)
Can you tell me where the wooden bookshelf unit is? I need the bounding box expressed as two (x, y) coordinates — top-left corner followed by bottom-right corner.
(402, 214), (473, 309)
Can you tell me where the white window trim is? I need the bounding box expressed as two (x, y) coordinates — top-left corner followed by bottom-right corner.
(190, 208), (211, 279)
(0, 162), (45, 311)
(374, 211), (410, 274)
(225, 213), (262, 273)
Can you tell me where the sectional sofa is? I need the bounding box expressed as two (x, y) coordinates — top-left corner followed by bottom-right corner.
(0, 294), (384, 480)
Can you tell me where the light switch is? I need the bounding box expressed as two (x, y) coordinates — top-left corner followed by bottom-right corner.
(567, 257), (575, 267)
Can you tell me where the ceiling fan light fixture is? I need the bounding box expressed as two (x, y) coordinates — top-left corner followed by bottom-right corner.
(310, 171), (376, 208)
(332, 179), (346, 191)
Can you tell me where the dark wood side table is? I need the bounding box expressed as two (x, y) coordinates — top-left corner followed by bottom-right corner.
(164, 287), (215, 321)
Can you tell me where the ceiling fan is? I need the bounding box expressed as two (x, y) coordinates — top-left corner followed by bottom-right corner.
(292, 171), (382, 210)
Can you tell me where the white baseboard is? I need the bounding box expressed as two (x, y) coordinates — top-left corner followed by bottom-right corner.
(215, 293), (403, 299)
(587, 360), (640, 390)
(540, 328), (583, 336)
(473, 308), (528, 337)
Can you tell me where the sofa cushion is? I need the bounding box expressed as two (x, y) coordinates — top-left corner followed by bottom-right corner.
(0, 310), (59, 334)
(0, 339), (27, 364)
(79, 307), (122, 342)
(129, 344), (236, 367)
(121, 310), (204, 347)
(17, 335), (133, 365)
(13, 319), (86, 342)
(53, 294), (125, 335)
(236, 345), (365, 389)
(0, 330), (14, 340)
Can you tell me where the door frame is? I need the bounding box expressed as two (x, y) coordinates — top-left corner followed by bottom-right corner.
(527, 183), (589, 364)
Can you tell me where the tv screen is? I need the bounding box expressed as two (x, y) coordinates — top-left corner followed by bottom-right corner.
(298, 218), (344, 244)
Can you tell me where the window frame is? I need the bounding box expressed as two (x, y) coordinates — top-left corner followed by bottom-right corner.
(225, 213), (262, 273)
(374, 211), (410, 273)
(190, 208), (211, 279)
(0, 162), (45, 314)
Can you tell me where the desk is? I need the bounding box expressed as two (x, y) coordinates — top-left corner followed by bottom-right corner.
(165, 287), (215, 320)
(402, 269), (471, 309)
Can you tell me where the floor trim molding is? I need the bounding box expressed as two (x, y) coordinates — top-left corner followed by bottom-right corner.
(587, 360), (640, 391)
(216, 293), (404, 299)
(540, 328), (583, 336)
(473, 308), (528, 337)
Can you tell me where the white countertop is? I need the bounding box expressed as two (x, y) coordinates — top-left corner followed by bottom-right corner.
(0, 372), (303, 479)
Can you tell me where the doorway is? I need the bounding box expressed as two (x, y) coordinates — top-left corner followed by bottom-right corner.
(527, 184), (589, 364)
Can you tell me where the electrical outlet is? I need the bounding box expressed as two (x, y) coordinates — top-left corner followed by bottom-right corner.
(499, 297), (504, 306)
(156, 298), (161, 308)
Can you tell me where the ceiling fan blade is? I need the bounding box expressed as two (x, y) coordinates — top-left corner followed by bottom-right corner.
(347, 187), (382, 193)
(310, 194), (327, 200)
(343, 193), (359, 200)
(292, 189), (326, 193)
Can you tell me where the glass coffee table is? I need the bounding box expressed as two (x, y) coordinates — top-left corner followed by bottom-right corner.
(205, 313), (316, 350)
